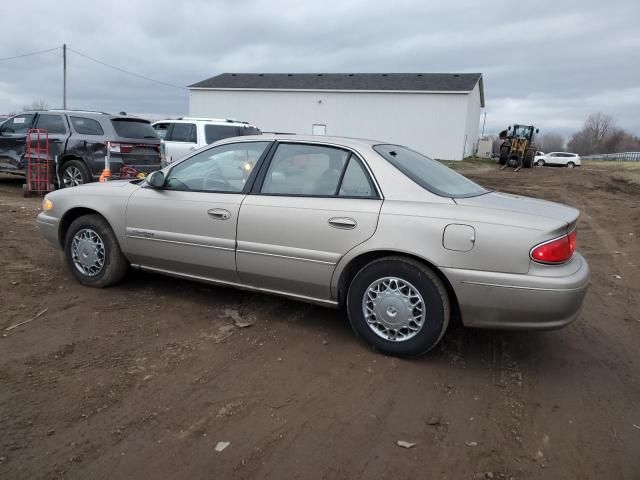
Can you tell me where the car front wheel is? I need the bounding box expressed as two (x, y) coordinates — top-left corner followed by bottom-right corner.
(566, 161), (575, 168)
(64, 214), (128, 287)
(346, 257), (450, 357)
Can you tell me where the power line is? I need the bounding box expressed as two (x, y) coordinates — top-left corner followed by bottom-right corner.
(68, 47), (187, 90)
(0, 46), (61, 62)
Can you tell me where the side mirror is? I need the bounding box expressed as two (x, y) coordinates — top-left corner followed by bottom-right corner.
(147, 170), (165, 188)
(535, 128), (539, 134)
(508, 126), (511, 131)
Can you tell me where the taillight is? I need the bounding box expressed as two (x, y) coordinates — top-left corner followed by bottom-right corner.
(530, 229), (577, 264)
(109, 142), (135, 154)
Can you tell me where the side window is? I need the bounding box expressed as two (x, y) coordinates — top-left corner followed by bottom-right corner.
(339, 158), (375, 197)
(0, 114), (35, 134)
(70, 116), (104, 135)
(34, 114), (67, 134)
(205, 124), (239, 144)
(167, 123), (196, 143)
(152, 122), (169, 139)
(164, 141), (270, 193)
(261, 144), (349, 196)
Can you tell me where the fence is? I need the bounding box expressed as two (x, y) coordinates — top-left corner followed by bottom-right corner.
(582, 152), (640, 162)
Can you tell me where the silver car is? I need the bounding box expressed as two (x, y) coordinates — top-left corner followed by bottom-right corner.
(37, 135), (590, 357)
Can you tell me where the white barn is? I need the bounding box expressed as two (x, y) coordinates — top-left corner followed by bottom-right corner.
(188, 73), (485, 160)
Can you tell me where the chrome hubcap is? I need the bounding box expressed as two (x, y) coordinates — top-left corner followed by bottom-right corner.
(362, 277), (426, 342)
(71, 228), (105, 276)
(63, 167), (83, 187)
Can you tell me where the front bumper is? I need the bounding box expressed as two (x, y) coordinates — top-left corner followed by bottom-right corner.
(443, 253), (590, 330)
(36, 213), (60, 248)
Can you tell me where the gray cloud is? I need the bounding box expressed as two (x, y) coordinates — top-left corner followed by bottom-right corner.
(1, 0), (638, 137)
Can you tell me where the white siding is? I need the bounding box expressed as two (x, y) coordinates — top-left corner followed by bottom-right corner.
(463, 82), (482, 158)
(190, 89), (478, 160)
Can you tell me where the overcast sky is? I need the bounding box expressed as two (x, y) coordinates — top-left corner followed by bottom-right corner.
(1, 0), (638, 137)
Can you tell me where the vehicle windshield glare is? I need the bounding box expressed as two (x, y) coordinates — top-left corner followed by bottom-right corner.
(373, 144), (488, 198)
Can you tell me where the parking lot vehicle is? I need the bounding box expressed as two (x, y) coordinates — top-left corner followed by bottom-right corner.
(536, 152), (581, 168)
(152, 117), (260, 164)
(0, 110), (161, 186)
(498, 124), (539, 169)
(534, 151), (545, 164)
(37, 135), (590, 357)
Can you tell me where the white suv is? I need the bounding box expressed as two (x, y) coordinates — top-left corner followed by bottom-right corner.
(536, 152), (581, 168)
(152, 117), (260, 164)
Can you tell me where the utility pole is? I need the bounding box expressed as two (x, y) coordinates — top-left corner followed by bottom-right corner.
(62, 43), (67, 109)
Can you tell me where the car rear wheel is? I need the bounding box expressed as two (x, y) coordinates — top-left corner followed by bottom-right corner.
(346, 257), (450, 357)
(536, 159), (545, 166)
(566, 161), (575, 168)
(61, 160), (91, 188)
(64, 214), (128, 287)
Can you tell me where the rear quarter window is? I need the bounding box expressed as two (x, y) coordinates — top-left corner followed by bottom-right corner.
(70, 116), (104, 135)
(205, 124), (241, 144)
(111, 119), (158, 139)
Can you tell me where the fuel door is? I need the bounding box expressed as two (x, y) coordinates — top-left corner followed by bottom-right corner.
(443, 224), (476, 252)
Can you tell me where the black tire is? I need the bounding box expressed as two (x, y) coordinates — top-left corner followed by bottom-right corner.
(566, 161), (575, 169)
(507, 154), (521, 168)
(346, 257), (450, 357)
(498, 145), (510, 166)
(536, 159), (545, 166)
(523, 149), (534, 169)
(61, 159), (91, 188)
(64, 214), (128, 287)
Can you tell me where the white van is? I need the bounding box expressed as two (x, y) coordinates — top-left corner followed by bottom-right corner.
(152, 117), (260, 164)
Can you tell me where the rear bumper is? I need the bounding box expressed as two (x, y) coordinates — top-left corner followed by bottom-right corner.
(443, 253), (590, 330)
(36, 213), (60, 248)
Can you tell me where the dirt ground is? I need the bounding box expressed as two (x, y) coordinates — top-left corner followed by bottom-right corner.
(1, 163), (639, 480)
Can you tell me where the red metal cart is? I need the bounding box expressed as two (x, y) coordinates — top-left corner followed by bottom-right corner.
(23, 128), (54, 197)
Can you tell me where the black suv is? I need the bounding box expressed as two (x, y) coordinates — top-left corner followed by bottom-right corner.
(0, 110), (161, 187)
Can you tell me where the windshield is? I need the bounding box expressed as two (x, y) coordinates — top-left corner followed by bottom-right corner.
(373, 144), (488, 198)
(513, 126), (532, 138)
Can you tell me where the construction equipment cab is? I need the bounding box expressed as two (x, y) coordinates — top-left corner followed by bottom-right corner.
(153, 117), (261, 164)
(498, 124), (539, 169)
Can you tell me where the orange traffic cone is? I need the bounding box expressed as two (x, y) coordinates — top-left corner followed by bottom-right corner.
(99, 167), (111, 182)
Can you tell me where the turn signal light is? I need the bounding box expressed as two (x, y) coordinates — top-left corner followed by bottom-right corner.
(43, 198), (53, 211)
(530, 230), (577, 264)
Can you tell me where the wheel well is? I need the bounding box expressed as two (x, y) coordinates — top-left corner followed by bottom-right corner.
(58, 207), (104, 247)
(336, 250), (462, 325)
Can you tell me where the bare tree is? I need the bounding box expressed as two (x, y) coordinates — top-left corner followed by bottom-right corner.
(22, 100), (49, 111)
(538, 133), (565, 152)
(584, 112), (614, 146)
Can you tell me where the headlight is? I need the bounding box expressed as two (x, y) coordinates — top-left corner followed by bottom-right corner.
(43, 198), (53, 211)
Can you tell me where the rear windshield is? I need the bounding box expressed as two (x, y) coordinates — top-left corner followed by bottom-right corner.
(204, 124), (240, 144)
(111, 119), (158, 139)
(241, 126), (261, 136)
(373, 144), (488, 198)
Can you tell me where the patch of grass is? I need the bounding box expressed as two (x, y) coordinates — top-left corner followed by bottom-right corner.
(583, 160), (640, 184)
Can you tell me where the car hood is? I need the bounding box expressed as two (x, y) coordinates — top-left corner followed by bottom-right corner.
(455, 191), (579, 229)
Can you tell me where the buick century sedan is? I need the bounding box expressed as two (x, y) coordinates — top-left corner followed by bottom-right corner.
(37, 135), (590, 357)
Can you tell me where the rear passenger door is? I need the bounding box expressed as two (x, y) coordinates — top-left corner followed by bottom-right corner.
(68, 116), (108, 177)
(164, 123), (197, 163)
(236, 142), (382, 301)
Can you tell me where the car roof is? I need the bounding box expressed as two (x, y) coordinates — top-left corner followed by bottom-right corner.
(21, 110), (151, 122)
(216, 133), (383, 150)
(153, 118), (257, 127)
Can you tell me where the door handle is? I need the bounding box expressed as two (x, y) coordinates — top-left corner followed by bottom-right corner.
(328, 217), (357, 229)
(207, 208), (231, 220)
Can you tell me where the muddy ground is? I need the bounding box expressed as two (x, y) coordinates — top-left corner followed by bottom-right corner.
(0, 164), (639, 480)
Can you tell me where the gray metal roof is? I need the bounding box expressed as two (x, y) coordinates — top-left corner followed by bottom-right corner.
(189, 72), (483, 95)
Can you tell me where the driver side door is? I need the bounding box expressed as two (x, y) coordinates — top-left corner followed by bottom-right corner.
(0, 113), (35, 172)
(124, 141), (272, 283)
